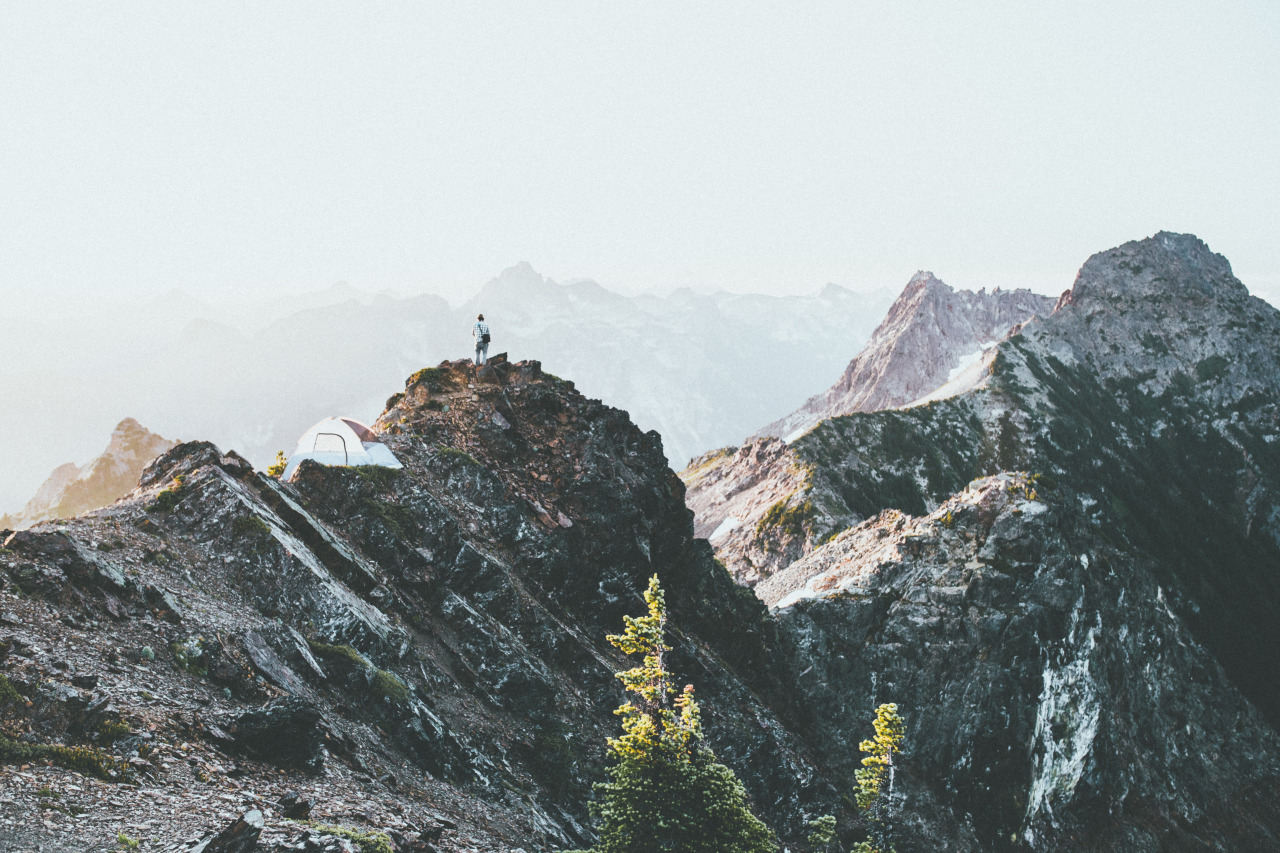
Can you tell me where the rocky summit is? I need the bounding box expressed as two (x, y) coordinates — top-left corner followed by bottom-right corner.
(683, 231), (1280, 848)
(0, 355), (828, 852)
(3, 232), (1280, 852)
(756, 272), (1054, 443)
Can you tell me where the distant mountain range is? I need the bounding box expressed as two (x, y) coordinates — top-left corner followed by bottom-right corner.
(0, 266), (895, 515)
(7, 233), (1280, 851)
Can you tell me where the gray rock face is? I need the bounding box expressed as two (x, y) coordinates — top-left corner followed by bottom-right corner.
(767, 474), (1280, 850)
(756, 272), (1054, 442)
(679, 231), (1280, 849)
(5, 233), (1280, 851)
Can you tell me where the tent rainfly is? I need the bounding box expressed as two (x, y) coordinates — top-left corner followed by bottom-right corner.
(281, 417), (403, 481)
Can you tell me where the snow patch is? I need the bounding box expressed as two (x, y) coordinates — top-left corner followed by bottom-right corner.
(904, 347), (998, 408)
(709, 516), (740, 541)
(1024, 617), (1101, 842)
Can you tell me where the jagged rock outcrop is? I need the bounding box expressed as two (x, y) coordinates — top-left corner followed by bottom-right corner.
(682, 231), (1280, 848)
(0, 357), (830, 852)
(766, 473), (1280, 850)
(0, 418), (176, 530)
(4, 233), (1280, 852)
(757, 272), (1053, 442)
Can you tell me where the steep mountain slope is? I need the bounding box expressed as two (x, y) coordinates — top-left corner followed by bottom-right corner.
(0, 418), (176, 530)
(683, 231), (1280, 847)
(0, 267), (894, 516)
(5, 234), (1280, 852)
(0, 359), (836, 852)
(757, 272), (1054, 443)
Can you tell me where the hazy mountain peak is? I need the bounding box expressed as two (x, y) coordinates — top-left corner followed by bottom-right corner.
(0, 419), (177, 530)
(755, 271), (1053, 442)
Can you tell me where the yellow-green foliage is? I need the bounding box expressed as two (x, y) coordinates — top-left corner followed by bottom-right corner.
(302, 822), (393, 853)
(606, 575), (701, 761)
(118, 833), (140, 850)
(308, 641), (372, 669)
(150, 474), (189, 512)
(98, 719), (132, 742)
(267, 451), (288, 478)
(856, 703), (905, 809)
(755, 498), (814, 539)
(0, 674), (23, 708)
(579, 575), (778, 853)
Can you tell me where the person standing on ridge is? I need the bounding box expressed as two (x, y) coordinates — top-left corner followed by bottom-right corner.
(473, 313), (491, 366)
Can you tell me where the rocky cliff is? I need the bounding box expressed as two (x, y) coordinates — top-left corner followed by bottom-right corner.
(757, 272), (1053, 443)
(681, 232), (1280, 848)
(4, 233), (1280, 852)
(0, 358), (834, 852)
(0, 418), (177, 530)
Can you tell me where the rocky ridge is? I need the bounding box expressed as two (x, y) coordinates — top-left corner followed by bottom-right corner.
(0, 418), (177, 531)
(756, 273), (1053, 443)
(3, 233), (1280, 852)
(0, 356), (833, 852)
(681, 232), (1280, 847)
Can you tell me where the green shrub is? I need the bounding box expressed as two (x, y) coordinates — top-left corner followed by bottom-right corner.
(0, 674), (23, 707)
(150, 474), (189, 512)
(575, 576), (778, 853)
(266, 451), (288, 478)
(1195, 354), (1229, 382)
(302, 823), (393, 853)
(0, 733), (133, 781)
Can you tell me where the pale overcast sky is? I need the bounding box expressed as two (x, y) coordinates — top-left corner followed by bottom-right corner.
(2, 2), (1278, 302)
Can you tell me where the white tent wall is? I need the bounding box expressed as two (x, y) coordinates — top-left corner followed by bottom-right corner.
(280, 417), (403, 481)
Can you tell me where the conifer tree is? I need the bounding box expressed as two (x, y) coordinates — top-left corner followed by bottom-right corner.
(568, 575), (777, 853)
(851, 703), (906, 853)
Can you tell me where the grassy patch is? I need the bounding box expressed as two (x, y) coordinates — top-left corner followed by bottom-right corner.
(437, 446), (483, 467)
(298, 822), (393, 853)
(371, 670), (409, 706)
(308, 642), (410, 709)
(351, 466), (403, 489)
(149, 474), (189, 513)
(0, 733), (133, 781)
(755, 498), (814, 539)
(407, 367), (452, 392)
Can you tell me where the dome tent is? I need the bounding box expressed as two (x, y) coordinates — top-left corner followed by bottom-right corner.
(280, 417), (403, 481)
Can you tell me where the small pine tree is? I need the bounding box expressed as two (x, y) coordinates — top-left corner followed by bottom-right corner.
(852, 703), (906, 853)
(805, 814), (836, 849)
(266, 451), (287, 479)
(569, 576), (777, 853)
